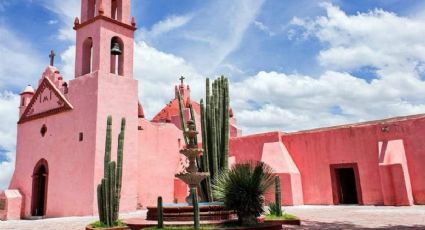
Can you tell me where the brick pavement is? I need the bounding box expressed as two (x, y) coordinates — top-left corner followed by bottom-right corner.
(1, 206), (425, 229)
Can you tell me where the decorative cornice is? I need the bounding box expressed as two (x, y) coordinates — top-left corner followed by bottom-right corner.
(18, 78), (73, 124)
(73, 15), (137, 31)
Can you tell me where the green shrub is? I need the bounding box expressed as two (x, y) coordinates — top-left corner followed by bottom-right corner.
(268, 202), (282, 216)
(212, 161), (275, 226)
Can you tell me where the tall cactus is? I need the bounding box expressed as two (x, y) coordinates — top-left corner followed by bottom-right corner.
(191, 187), (200, 230)
(177, 89), (189, 145)
(157, 196), (164, 228)
(177, 76), (231, 202)
(275, 176), (282, 216)
(96, 116), (126, 227)
(201, 76), (230, 201)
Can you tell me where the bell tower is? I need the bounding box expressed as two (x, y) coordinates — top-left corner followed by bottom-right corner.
(74, 0), (136, 78)
(71, 0), (139, 213)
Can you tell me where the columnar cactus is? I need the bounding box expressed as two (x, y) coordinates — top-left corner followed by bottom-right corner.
(177, 76), (230, 202)
(275, 176), (282, 216)
(201, 76), (230, 201)
(157, 196), (164, 228)
(177, 88), (189, 145)
(191, 187), (200, 230)
(96, 116), (126, 227)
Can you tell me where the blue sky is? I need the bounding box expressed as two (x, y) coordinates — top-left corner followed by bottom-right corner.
(1, 0), (425, 189)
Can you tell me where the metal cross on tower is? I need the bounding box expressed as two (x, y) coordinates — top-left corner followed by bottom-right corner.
(49, 50), (56, 66)
(179, 76), (185, 85)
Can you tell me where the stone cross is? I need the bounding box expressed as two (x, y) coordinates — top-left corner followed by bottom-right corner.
(179, 76), (185, 85)
(49, 50), (55, 66)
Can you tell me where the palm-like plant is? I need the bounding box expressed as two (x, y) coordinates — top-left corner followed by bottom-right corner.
(213, 161), (275, 226)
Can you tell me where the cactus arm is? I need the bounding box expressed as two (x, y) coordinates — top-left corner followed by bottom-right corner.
(109, 162), (117, 224)
(211, 104), (218, 177)
(97, 184), (104, 223)
(275, 176), (282, 216)
(104, 116), (112, 175)
(115, 118), (125, 220)
(222, 78), (229, 171)
(177, 89), (189, 145)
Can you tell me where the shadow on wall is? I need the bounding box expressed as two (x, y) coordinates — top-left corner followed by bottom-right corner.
(285, 221), (425, 229)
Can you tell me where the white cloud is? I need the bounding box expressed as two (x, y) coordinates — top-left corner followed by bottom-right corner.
(134, 41), (204, 117)
(0, 25), (44, 90)
(140, 0), (265, 75)
(292, 3), (425, 72)
(233, 70), (425, 134)
(60, 45), (76, 80)
(235, 4), (425, 134)
(0, 151), (15, 190)
(0, 92), (19, 190)
(42, 0), (80, 41)
(253, 20), (275, 36)
(48, 20), (58, 25)
(0, 92), (19, 151)
(144, 15), (193, 38)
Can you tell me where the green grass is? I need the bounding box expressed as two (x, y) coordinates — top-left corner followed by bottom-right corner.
(265, 213), (298, 220)
(89, 220), (127, 229)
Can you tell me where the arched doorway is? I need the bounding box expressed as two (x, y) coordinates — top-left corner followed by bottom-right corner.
(31, 159), (48, 216)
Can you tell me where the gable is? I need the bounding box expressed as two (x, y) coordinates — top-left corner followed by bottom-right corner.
(18, 78), (73, 124)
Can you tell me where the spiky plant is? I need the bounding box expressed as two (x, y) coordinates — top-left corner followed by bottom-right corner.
(213, 162), (275, 226)
(97, 116), (126, 227)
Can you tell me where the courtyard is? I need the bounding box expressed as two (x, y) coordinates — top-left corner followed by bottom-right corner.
(1, 205), (425, 230)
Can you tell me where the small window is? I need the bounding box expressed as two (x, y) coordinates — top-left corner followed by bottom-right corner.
(40, 125), (47, 137)
(79, 132), (84, 142)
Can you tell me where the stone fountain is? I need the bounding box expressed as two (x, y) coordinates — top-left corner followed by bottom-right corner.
(175, 120), (209, 204)
(145, 120), (235, 222)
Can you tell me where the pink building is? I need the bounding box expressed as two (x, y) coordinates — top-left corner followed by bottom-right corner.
(1, 0), (424, 221)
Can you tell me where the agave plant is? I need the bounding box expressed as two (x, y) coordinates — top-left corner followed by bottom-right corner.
(213, 161), (275, 226)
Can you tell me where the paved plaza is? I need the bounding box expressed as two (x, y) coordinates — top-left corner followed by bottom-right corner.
(1, 206), (425, 229)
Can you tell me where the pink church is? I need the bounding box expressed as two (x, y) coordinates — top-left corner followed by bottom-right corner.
(1, 0), (425, 221)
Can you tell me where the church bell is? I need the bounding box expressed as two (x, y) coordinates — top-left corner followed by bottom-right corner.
(111, 42), (122, 55)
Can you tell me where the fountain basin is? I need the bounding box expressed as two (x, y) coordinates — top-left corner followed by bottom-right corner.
(175, 172), (209, 187)
(179, 148), (203, 158)
(146, 202), (236, 221)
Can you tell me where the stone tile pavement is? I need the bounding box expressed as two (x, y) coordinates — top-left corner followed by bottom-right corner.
(285, 205), (425, 229)
(1, 206), (425, 229)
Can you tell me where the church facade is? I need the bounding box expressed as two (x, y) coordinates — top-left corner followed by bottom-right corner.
(1, 0), (425, 220)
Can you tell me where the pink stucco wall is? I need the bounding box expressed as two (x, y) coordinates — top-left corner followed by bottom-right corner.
(282, 115), (425, 205)
(0, 190), (22, 220)
(229, 115), (425, 206)
(11, 72), (99, 217)
(137, 119), (185, 207)
(378, 140), (413, 205)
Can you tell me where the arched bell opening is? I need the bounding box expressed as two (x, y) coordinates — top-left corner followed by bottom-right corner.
(31, 159), (49, 217)
(110, 36), (124, 76)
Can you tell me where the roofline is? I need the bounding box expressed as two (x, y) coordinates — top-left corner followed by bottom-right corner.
(287, 113), (425, 135)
